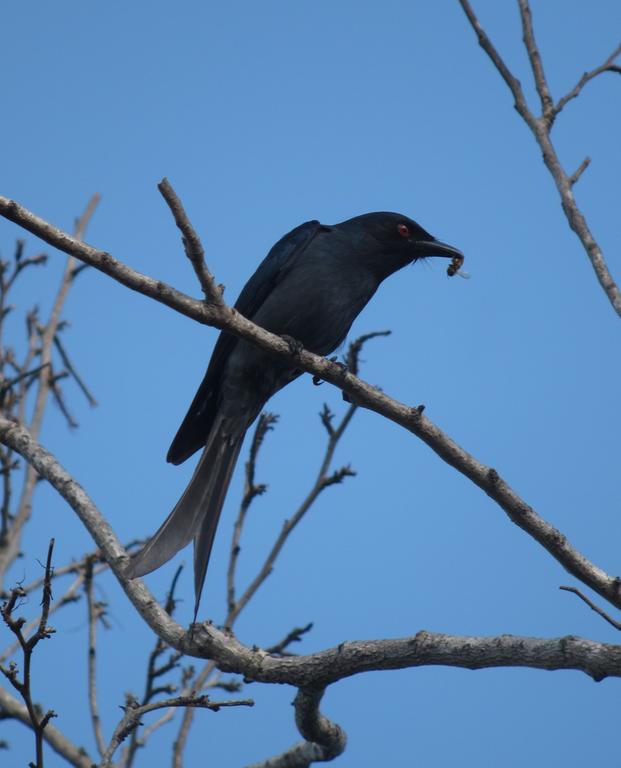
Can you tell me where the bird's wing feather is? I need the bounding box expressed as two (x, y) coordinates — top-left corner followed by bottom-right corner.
(166, 219), (326, 465)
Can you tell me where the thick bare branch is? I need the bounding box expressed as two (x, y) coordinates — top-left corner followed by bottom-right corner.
(0, 418), (618, 692)
(0, 203), (619, 609)
(569, 156), (591, 187)
(294, 687), (346, 761)
(248, 687), (345, 768)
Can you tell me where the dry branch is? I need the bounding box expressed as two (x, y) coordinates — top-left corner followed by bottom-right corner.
(0, 190), (618, 616)
(458, 0), (621, 316)
(248, 687), (346, 768)
(2, 179), (621, 763)
(0, 419), (617, 691)
(1, 540), (59, 768)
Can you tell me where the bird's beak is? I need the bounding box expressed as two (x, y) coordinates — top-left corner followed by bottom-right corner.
(415, 238), (464, 260)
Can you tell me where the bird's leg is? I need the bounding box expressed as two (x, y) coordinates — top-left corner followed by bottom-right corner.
(312, 356), (349, 387)
(312, 357), (351, 402)
(281, 334), (304, 358)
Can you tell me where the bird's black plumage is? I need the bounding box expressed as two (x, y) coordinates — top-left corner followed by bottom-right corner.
(127, 212), (463, 615)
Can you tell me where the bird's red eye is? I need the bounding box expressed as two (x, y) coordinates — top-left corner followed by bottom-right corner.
(397, 224), (410, 238)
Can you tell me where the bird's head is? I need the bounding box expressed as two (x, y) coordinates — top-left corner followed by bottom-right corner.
(340, 211), (463, 279)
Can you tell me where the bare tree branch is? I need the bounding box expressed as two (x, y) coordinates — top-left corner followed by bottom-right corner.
(294, 687), (346, 761)
(157, 178), (224, 304)
(227, 412), (278, 613)
(554, 42), (621, 117)
(101, 692), (253, 767)
(517, 0), (554, 121)
(0, 569), (86, 664)
(225, 402), (357, 627)
(123, 565), (184, 768)
(3, 192), (618, 613)
(457, 0), (532, 120)
(0, 193), (101, 582)
(266, 624), (314, 657)
(0, 687), (92, 768)
(52, 334), (97, 407)
(1, 197), (620, 597)
(171, 660), (218, 768)
(0, 540), (58, 768)
(568, 156), (591, 187)
(457, 1), (621, 316)
(84, 557), (107, 757)
(248, 687), (345, 768)
(2, 183), (621, 764)
(0, 418), (617, 696)
(560, 585), (621, 632)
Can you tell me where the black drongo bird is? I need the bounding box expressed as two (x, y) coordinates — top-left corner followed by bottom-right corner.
(127, 212), (463, 615)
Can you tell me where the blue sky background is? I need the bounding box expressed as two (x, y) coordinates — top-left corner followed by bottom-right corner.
(1, 1), (621, 765)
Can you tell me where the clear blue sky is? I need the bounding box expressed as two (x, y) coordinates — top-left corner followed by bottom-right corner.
(2, 1), (621, 766)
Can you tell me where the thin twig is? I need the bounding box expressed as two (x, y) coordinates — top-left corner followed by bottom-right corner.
(0, 363), (51, 400)
(0, 539), (58, 768)
(123, 565), (184, 768)
(225, 401), (357, 627)
(0, 686), (92, 768)
(225, 332), (384, 630)
(0, 193), (101, 580)
(49, 376), (78, 429)
(265, 623), (314, 656)
(569, 156), (591, 187)
(0, 569), (90, 663)
(52, 335), (97, 406)
(157, 178), (224, 304)
(1, 549), (107, 600)
(560, 585), (621, 631)
(457, 0), (530, 115)
(171, 661), (218, 768)
(101, 693), (253, 767)
(227, 412), (278, 613)
(84, 557), (107, 757)
(344, 330), (391, 376)
(517, 0), (554, 121)
(554, 42), (621, 117)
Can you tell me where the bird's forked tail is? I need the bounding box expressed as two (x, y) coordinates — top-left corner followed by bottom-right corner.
(127, 417), (243, 618)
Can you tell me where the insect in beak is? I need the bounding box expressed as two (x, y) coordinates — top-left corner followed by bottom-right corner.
(447, 253), (470, 279)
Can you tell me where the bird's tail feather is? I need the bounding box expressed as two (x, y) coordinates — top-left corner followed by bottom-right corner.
(127, 419), (243, 617)
(192, 436), (242, 615)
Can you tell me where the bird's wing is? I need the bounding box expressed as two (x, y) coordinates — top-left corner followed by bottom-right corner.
(166, 219), (326, 465)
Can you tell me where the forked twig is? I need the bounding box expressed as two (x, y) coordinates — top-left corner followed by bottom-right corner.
(458, 0), (621, 316)
(0, 539), (58, 768)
